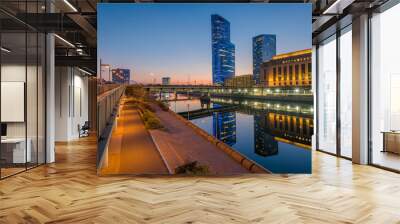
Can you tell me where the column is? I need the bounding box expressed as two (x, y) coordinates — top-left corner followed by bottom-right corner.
(46, 32), (55, 163)
(352, 14), (369, 164)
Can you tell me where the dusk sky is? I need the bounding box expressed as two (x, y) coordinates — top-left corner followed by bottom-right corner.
(98, 4), (311, 84)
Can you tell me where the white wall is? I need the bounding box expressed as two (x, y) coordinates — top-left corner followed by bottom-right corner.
(54, 67), (89, 141)
(1, 63), (46, 164)
(1, 64), (36, 138)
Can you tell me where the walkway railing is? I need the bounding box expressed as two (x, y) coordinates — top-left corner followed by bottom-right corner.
(97, 84), (126, 166)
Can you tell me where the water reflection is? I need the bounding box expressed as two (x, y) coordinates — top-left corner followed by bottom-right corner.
(254, 113), (279, 157)
(213, 105), (236, 146)
(168, 94), (313, 173)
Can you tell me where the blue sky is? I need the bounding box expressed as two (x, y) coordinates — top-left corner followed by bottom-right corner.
(98, 3), (311, 84)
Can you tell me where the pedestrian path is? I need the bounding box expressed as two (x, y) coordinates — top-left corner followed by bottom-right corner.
(99, 102), (168, 175)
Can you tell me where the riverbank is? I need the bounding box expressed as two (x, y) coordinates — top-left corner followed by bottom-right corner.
(148, 103), (253, 174)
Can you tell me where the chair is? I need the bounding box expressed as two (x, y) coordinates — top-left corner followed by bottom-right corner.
(79, 121), (90, 138)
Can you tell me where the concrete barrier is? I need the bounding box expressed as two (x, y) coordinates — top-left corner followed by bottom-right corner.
(167, 109), (270, 173)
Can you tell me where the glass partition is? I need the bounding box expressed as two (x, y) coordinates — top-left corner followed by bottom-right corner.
(317, 35), (337, 154)
(339, 26), (352, 158)
(370, 3), (400, 171)
(0, 2), (46, 179)
(1, 30), (28, 177)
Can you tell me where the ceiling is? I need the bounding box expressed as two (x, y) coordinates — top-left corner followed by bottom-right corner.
(1, 0), (392, 74)
(1, 0), (97, 74)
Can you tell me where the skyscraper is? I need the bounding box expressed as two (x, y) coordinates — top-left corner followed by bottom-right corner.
(111, 68), (130, 84)
(253, 34), (276, 84)
(211, 14), (235, 85)
(162, 77), (171, 85)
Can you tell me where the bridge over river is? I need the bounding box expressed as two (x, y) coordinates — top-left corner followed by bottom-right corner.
(144, 85), (313, 103)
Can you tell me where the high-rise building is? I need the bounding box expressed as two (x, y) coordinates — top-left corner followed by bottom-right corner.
(111, 68), (130, 84)
(252, 34), (276, 84)
(162, 77), (171, 85)
(211, 14), (235, 85)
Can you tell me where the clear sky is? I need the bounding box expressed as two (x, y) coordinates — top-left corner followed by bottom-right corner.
(98, 3), (311, 84)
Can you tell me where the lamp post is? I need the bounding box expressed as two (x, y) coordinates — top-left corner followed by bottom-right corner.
(187, 104), (190, 120)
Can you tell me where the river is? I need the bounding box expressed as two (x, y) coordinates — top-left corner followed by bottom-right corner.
(164, 94), (313, 173)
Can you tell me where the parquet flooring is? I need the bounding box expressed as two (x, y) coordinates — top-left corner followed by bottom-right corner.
(1, 135), (400, 223)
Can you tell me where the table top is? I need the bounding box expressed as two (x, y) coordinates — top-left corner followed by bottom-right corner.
(381, 131), (400, 134)
(1, 138), (29, 143)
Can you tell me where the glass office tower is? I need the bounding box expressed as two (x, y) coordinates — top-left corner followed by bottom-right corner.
(211, 14), (235, 85)
(252, 34), (276, 84)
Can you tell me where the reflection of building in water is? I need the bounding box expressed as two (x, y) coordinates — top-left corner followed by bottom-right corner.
(267, 112), (313, 145)
(213, 110), (237, 146)
(254, 113), (278, 156)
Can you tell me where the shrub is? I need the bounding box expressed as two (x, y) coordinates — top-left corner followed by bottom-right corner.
(175, 161), (209, 175)
(141, 110), (163, 129)
(124, 98), (140, 105)
(141, 102), (155, 112)
(142, 110), (153, 121)
(145, 116), (163, 129)
(157, 101), (169, 111)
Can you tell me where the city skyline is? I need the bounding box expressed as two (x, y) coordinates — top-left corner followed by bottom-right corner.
(98, 4), (311, 84)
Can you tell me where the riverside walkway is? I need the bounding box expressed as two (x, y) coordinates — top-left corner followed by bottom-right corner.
(99, 101), (168, 175)
(149, 105), (249, 174)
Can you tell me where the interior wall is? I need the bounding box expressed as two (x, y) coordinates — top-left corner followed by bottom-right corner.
(1, 64), (27, 138)
(54, 66), (89, 141)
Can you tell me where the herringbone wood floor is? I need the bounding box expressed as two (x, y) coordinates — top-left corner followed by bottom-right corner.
(1, 136), (400, 224)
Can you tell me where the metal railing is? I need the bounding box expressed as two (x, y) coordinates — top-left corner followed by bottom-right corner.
(97, 84), (126, 166)
(146, 85), (313, 96)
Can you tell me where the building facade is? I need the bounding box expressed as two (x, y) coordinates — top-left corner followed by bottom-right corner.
(111, 69), (130, 84)
(253, 34), (276, 84)
(211, 14), (235, 85)
(162, 77), (171, 85)
(224, 74), (254, 88)
(261, 49), (311, 87)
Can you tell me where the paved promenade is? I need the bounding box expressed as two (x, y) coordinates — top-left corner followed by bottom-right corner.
(100, 102), (168, 175)
(149, 105), (249, 174)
